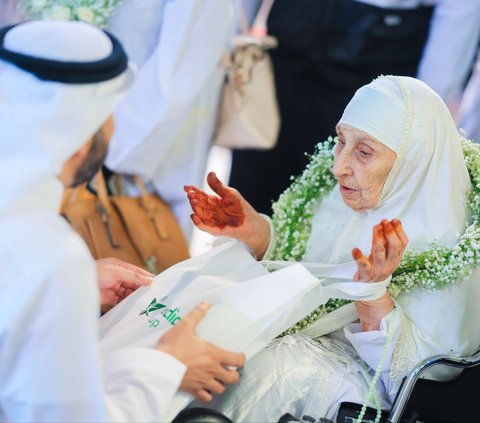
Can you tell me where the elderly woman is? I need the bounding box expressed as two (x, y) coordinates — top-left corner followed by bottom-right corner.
(184, 76), (480, 421)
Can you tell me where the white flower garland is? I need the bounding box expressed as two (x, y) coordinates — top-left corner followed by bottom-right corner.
(272, 134), (480, 334)
(19, 0), (123, 28)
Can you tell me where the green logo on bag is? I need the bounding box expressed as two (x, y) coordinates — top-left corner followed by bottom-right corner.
(139, 298), (166, 317)
(139, 297), (182, 327)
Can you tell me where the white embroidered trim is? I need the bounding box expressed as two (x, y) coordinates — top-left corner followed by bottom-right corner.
(388, 305), (420, 398)
(379, 75), (414, 202)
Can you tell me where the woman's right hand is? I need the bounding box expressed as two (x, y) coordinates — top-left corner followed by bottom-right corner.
(184, 172), (270, 259)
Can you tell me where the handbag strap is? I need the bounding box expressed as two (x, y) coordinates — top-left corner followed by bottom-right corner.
(132, 175), (169, 240)
(238, 0), (275, 36)
(95, 169), (115, 215)
(250, 0), (275, 37)
(100, 171), (170, 241)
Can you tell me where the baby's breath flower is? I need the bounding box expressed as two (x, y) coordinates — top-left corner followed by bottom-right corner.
(19, 0), (123, 28)
(46, 5), (71, 20)
(75, 7), (95, 23)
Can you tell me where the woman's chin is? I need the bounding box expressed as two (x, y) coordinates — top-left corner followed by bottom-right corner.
(340, 195), (367, 212)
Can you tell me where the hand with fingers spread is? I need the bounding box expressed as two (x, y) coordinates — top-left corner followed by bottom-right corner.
(184, 171), (271, 259)
(96, 258), (154, 308)
(157, 302), (245, 402)
(351, 219), (409, 331)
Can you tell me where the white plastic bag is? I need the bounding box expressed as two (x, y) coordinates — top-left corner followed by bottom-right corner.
(99, 240), (321, 420)
(99, 240), (389, 420)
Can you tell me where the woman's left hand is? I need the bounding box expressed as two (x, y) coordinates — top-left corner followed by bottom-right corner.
(96, 258), (154, 308)
(352, 219), (408, 331)
(352, 219), (408, 282)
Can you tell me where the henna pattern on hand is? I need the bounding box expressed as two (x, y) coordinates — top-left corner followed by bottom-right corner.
(184, 172), (245, 229)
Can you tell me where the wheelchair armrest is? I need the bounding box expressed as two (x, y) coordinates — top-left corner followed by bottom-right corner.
(387, 349), (480, 423)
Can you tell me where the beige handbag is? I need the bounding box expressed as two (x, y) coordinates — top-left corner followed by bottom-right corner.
(62, 171), (190, 275)
(213, 0), (280, 150)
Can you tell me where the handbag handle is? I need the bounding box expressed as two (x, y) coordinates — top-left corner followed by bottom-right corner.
(94, 170), (121, 248)
(250, 0), (275, 37)
(98, 171), (170, 241)
(239, 0), (275, 37)
(132, 175), (169, 241)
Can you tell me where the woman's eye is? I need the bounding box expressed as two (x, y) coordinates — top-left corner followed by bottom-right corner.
(359, 150), (371, 158)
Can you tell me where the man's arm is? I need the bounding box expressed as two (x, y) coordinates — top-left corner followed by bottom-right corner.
(417, 0), (480, 104)
(1, 255), (185, 422)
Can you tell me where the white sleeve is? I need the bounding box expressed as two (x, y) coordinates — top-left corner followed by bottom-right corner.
(344, 270), (480, 400)
(103, 349), (186, 422)
(417, 0), (480, 102)
(261, 214), (277, 260)
(344, 309), (400, 396)
(106, 0), (236, 178)
(1, 256), (185, 422)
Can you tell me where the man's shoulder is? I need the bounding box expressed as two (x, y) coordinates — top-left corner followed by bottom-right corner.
(0, 212), (94, 272)
(0, 213), (98, 322)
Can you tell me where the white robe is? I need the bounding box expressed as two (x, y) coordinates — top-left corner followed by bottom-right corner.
(0, 22), (187, 422)
(0, 181), (187, 422)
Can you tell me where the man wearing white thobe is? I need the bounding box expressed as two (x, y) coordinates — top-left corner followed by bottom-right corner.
(0, 21), (243, 422)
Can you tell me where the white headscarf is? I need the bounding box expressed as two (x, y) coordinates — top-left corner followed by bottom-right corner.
(0, 20), (134, 219)
(305, 76), (471, 263)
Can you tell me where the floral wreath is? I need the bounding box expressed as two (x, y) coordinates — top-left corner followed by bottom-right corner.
(19, 0), (123, 28)
(271, 134), (480, 334)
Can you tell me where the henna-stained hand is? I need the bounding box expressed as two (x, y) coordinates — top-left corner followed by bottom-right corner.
(352, 219), (409, 331)
(184, 172), (271, 259)
(352, 219), (408, 282)
(184, 172), (245, 229)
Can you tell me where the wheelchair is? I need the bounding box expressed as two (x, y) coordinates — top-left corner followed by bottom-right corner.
(173, 349), (480, 423)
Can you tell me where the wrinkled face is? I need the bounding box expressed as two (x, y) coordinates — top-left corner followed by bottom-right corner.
(332, 124), (397, 211)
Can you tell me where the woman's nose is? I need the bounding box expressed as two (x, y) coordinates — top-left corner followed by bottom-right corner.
(332, 150), (353, 177)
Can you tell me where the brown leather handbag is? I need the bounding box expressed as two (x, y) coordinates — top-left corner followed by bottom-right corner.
(62, 171), (189, 274)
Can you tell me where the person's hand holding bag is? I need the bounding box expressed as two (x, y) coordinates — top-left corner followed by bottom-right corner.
(96, 258), (154, 310)
(157, 302), (245, 402)
(184, 172), (270, 259)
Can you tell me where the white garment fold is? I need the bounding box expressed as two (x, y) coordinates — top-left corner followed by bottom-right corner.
(106, 0), (238, 235)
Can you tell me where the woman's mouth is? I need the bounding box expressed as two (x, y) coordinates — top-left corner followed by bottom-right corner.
(339, 185), (358, 195)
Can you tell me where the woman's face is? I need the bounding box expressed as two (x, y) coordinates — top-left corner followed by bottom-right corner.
(332, 124), (397, 211)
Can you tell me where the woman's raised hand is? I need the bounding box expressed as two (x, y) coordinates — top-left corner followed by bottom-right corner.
(184, 172), (270, 259)
(352, 219), (408, 282)
(352, 219), (408, 331)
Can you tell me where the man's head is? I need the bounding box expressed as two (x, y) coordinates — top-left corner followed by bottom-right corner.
(0, 21), (133, 190)
(60, 115), (114, 188)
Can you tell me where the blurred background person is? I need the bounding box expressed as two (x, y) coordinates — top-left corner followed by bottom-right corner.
(230, 0), (480, 214)
(456, 50), (480, 143)
(104, 0), (239, 239)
